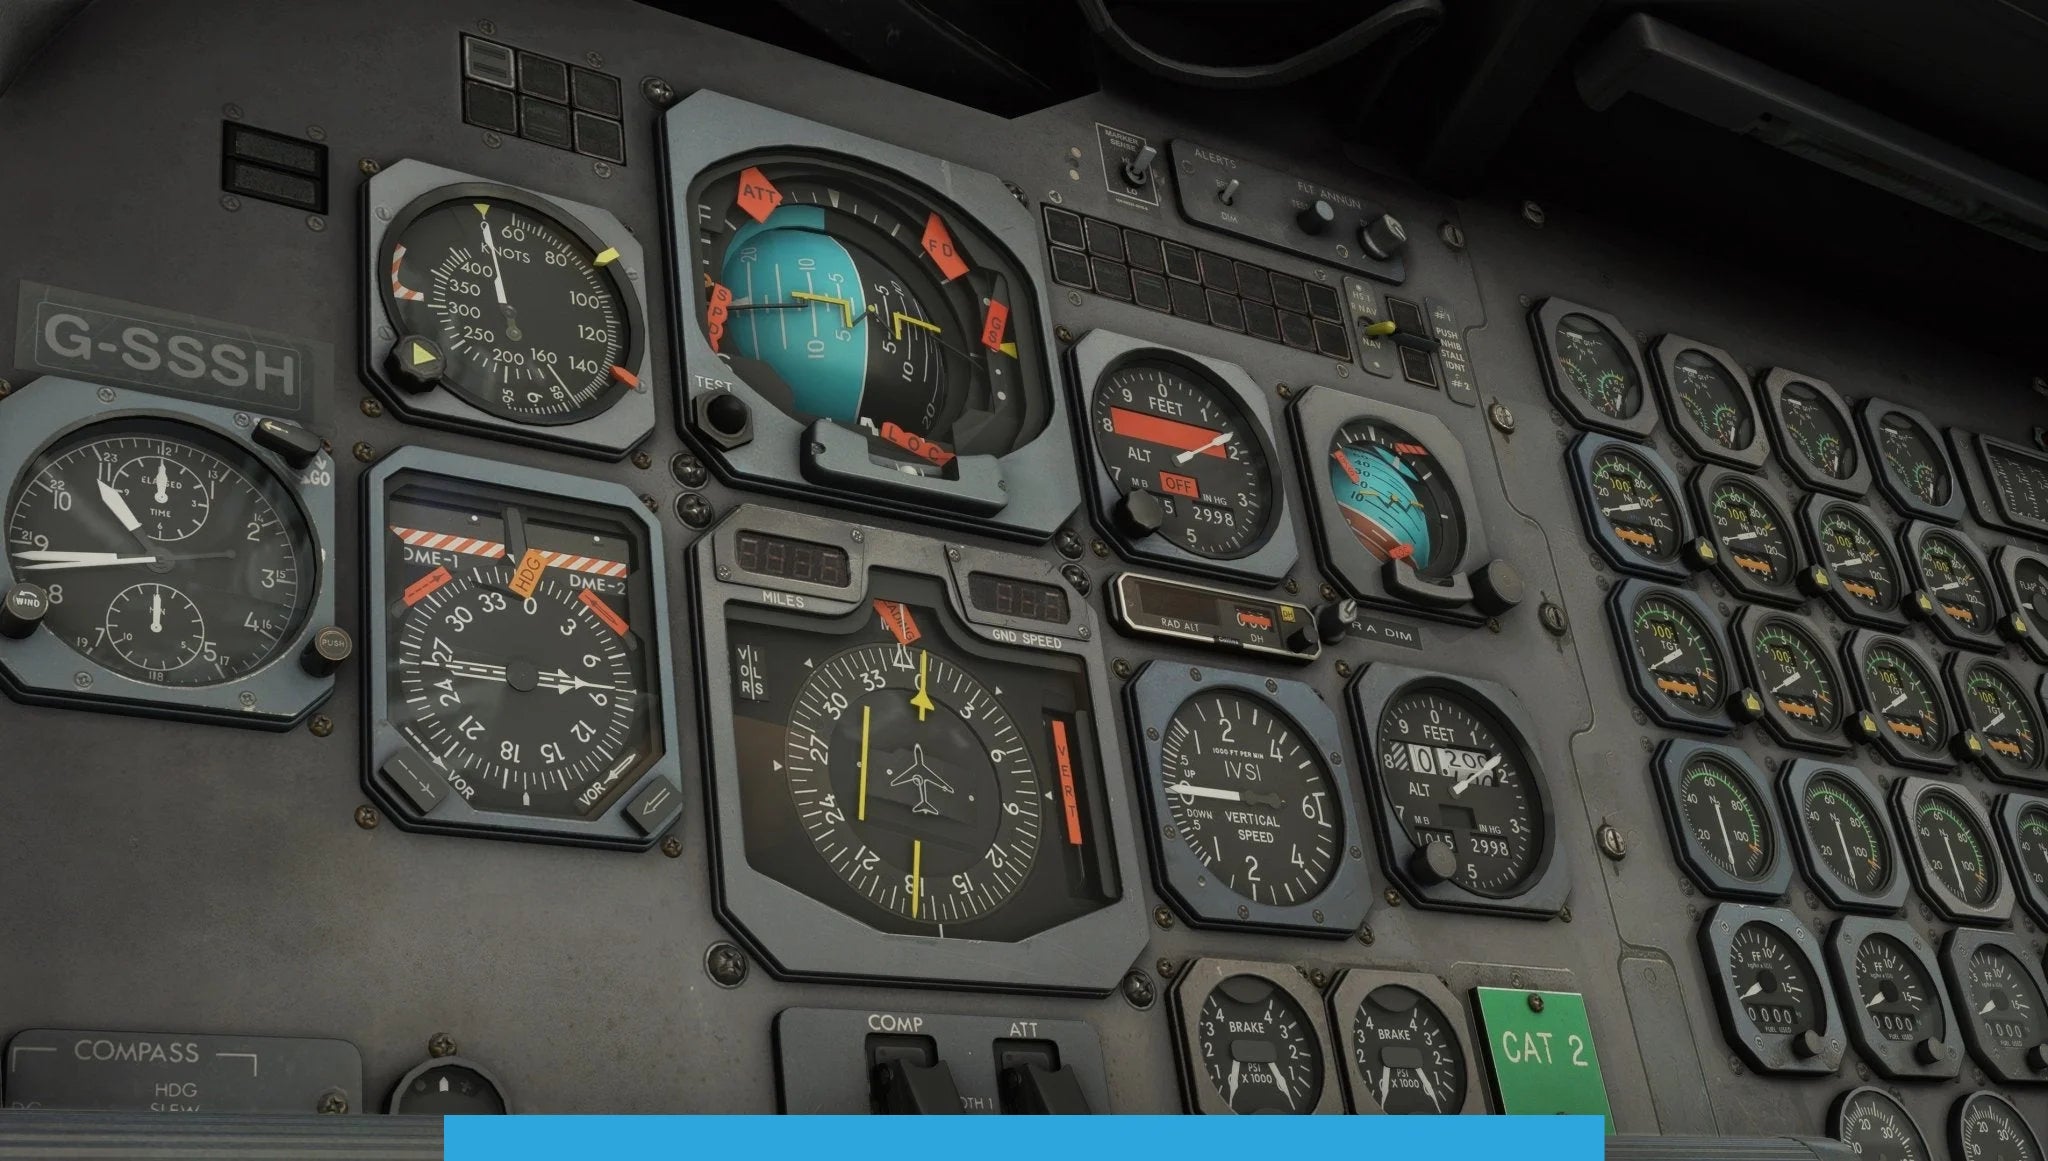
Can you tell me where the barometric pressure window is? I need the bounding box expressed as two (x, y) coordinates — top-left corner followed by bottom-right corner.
(361, 447), (683, 849)
(1349, 665), (1568, 918)
(1650, 336), (1769, 468)
(1530, 298), (1656, 440)
(1763, 370), (1870, 498)
(1126, 663), (1370, 935)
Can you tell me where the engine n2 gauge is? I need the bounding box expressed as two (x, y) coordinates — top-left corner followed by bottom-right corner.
(1287, 385), (1518, 624)
(694, 504), (1146, 992)
(1125, 663), (1371, 935)
(362, 447), (684, 849)
(0, 378), (338, 729)
(361, 161), (654, 459)
(1069, 331), (1297, 585)
(1348, 664), (1568, 918)
(665, 91), (1075, 543)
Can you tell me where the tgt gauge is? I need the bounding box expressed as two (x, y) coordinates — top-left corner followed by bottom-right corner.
(1692, 469), (1804, 606)
(1844, 632), (1955, 771)
(1948, 657), (2045, 784)
(1570, 436), (1696, 581)
(1609, 581), (1735, 734)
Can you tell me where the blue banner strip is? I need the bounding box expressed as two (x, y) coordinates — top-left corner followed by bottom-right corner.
(447, 1114), (1605, 1159)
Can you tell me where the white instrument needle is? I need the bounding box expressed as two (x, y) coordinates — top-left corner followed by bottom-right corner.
(1714, 799), (1737, 870)
(1602, 502), (1644, 515)
(1167, 782), (1241, 802)
(153, 459), (170, 504)
(1740, 980), (1764, 1000)
(1944, 834), (1966, 897)
(14, 551), (159, 570)
(481, 219), (508, 305)
(1657, 647), (1683, 667)
(97, 478), (142, 532)
(149, 590), (163, 634)
(1772, 670), (1802, 692)
(1174, 430), (1234, 464)
(1265, 1063), (1291, 1103)
(1884, 691), (1907, 712)
(1450, 753), (1505, 796)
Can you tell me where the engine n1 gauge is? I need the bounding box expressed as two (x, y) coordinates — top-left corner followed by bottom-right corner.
(1125, 663), (1370, 935)
(1529, 298), (1656, 440)
(1893, 776), (2014, 925)
(1069, 331), (1296, 585)
(1348, 664), (1568, 918)
(360, 161), (654, 459)
(1650, 740), (1791, 901)
(1569, 434), (1708, 583)
(665, 91), (1074, 543)
(1698, 903), (1846, 1076)
(1287, 384), (1518, 624)
(362, 447), (683, 849)
(1997, 792), (2048, 928)
(1941, 928), (2048, 1085)
(1777, 759), (1909, 914)
(1824, 916), (1964, 1081)
(694, 504), (1145, 992)
(0, 378), (338, 729)
(1901, 521), (2007, 651)
(1171, 957), (1342, 1115)
(1648, 335), (1769, 469)
(1859, 398), (1965, 525)
(1327, 968), (1483, 1115)
(1762, 368), (1870, 498)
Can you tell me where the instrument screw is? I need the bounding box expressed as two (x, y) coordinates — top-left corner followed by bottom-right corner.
(1539, 602), (1568, 635)
(1156, 958), (1177, 979)
(1598, 824), (1627, 860)
(354, 805), (379, 829)
(631, 451), (652, 470)
(352, 442), (376, 463)
(1121, 969), (1155, 1009)
(1489, 401), (1516, 433)
(428, 1033), (457, 1058)
(1383, 888), (1401, 906)
(1055, 325), (1074, 344)
(360, 397), (383, 418)
(358, 158), (380, 176)
(1560, 906), (1573, 923)
(1527, 993), (1545, 1013)
(706, 942), (750, 988)
(1308, 968), (1328, 988)
(316, 1090), (348, 1114)
(1055, 529), (1083, 559)
(1091, 539), (1109, 558)
(641, 76), (677, 107)
(1522, 201), (1546, 227)
(1153, 906), (1174, 929)
(308, 715), (333, 738)
(1113, 659), (1132, 678)
(661, 836), (683, 858)
(1357, 926), (1375, 946)
(1438, 221), (1465, 250)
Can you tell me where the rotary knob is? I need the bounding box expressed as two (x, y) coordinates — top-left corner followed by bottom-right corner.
(1295, 199), (1335, 236)
(1359, 212), (1407, 260)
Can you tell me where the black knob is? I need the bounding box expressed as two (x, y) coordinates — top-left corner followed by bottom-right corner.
(252, 418), (324, 470)
(1913, 1037), (1951, 1066)
(301, 626), (352, 678)
(0, 584), (49, 640)
(1359, 213), (1407, 260)
(1315, 600), (1357, 645)
(1790, 1030), (1826, 1060)
(1295, 199), (1335, 235)
(1113, 490), (1165, 539)
(705, 392), (750, 436)
(1469, 559), (1523, 616)
(2028, 1043), (2048, 1073)
(1408, 841), (1459, 886)
(389, 335), (445, 393)
(1122, 145), (1158, 187)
